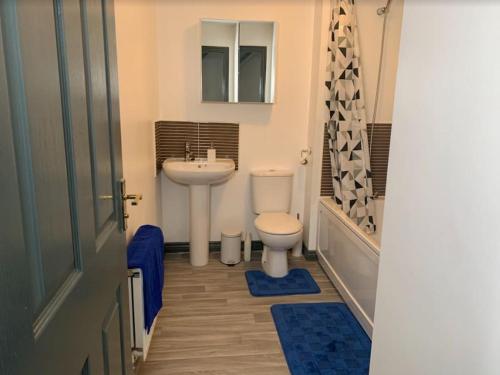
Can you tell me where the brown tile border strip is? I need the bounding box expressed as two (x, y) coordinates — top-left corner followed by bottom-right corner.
(320, 123), (392, 197)
(320, 124), (334, 197)
(155, 121), (240, 170)
(367, 123), (392, 197)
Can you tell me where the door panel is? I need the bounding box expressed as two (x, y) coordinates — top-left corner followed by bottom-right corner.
(0, 10), (36, 374)
(17, 0), (80, 316)
(0, 0), (132, 373)
(102, 295), (125, 375)
(81, 0), (115, 234)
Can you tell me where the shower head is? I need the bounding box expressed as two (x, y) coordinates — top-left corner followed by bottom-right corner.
(377, 0), (393, 16)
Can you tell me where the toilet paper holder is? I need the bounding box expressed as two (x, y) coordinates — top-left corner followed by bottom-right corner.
(300, 148), (312, 165)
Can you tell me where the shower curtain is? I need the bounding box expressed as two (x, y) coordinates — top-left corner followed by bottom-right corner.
(326, 0), (376, 233)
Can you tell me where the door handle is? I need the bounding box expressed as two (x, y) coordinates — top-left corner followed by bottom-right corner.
(119, 180), (142, 231)
(123, 194), (143, 206)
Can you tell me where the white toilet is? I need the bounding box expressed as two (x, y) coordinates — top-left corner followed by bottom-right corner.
(251, 169), (303, 277)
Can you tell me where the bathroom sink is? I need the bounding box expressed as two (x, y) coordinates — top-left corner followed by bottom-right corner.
(162, 158), (235, 186)
(162, 158), (236, 267)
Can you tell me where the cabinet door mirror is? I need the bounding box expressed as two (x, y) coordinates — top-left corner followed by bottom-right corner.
(201, 19), (276, 104)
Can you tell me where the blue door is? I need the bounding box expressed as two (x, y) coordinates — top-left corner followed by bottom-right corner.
(0, 0), (132, 373)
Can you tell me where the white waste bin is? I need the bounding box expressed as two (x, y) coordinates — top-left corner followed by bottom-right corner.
(221, 228), (242, 265)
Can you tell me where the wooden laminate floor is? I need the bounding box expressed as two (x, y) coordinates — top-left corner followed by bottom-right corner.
(138, 251), (342, 375)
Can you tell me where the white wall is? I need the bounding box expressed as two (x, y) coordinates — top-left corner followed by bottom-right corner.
(114, 0), (403, 247)
(302, 0), (332, 248)
(157, 0), (316, 243)
(115, 0), (161, 241)
(371, 1), (500, 374)
(356, 0), (403, 123)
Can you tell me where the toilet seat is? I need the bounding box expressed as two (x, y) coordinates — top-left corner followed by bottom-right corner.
(255, 212), (303, 235)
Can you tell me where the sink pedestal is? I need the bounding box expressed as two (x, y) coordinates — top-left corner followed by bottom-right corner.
(162, 158), (235, 267)
(189, 185), (210, 266)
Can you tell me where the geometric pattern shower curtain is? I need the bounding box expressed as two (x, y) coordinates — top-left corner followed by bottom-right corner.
(325, 0), (376, 233)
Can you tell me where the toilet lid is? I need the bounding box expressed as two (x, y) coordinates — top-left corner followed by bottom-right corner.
(255, 213), (303, 235)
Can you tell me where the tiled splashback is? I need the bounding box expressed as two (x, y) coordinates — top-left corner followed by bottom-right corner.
(155, 121), (240, 170)
(366, 123), (392, 196)
(321, 125), (334, 197)
(321, 123), (392, 197)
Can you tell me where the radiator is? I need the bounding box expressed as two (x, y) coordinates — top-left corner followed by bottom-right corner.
(128, 268), (157, 360)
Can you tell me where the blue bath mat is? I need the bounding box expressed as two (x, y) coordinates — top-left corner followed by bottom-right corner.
(245, 268), (320, 297)
(271, 303), (371, 375)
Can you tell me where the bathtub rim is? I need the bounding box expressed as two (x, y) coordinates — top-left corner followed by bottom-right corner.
(319, 197), (381, 256)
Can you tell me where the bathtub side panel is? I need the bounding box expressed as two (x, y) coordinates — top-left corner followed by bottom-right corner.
(328, 213), (379, 320)
(318, 200), (380, 335)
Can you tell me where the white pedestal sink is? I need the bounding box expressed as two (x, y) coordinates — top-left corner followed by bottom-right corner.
(162, 158), (236, 266)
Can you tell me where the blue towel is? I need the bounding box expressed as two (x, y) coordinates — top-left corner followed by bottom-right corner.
(127, 225), (164, 333)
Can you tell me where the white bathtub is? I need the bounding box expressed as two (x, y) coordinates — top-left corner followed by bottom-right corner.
(317, 197), (384, 338)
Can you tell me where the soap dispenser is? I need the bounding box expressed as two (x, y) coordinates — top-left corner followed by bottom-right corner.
(207, 141), (216, 162)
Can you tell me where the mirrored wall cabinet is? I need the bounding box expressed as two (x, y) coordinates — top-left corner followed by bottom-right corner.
(201, 19), (276, 104)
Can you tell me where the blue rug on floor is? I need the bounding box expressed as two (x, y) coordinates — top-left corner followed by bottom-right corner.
(271, 303), (371, 375)
(245, 268), (320, 297)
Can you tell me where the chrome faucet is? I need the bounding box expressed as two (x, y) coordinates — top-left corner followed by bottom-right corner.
(185, 141), (195, 161)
